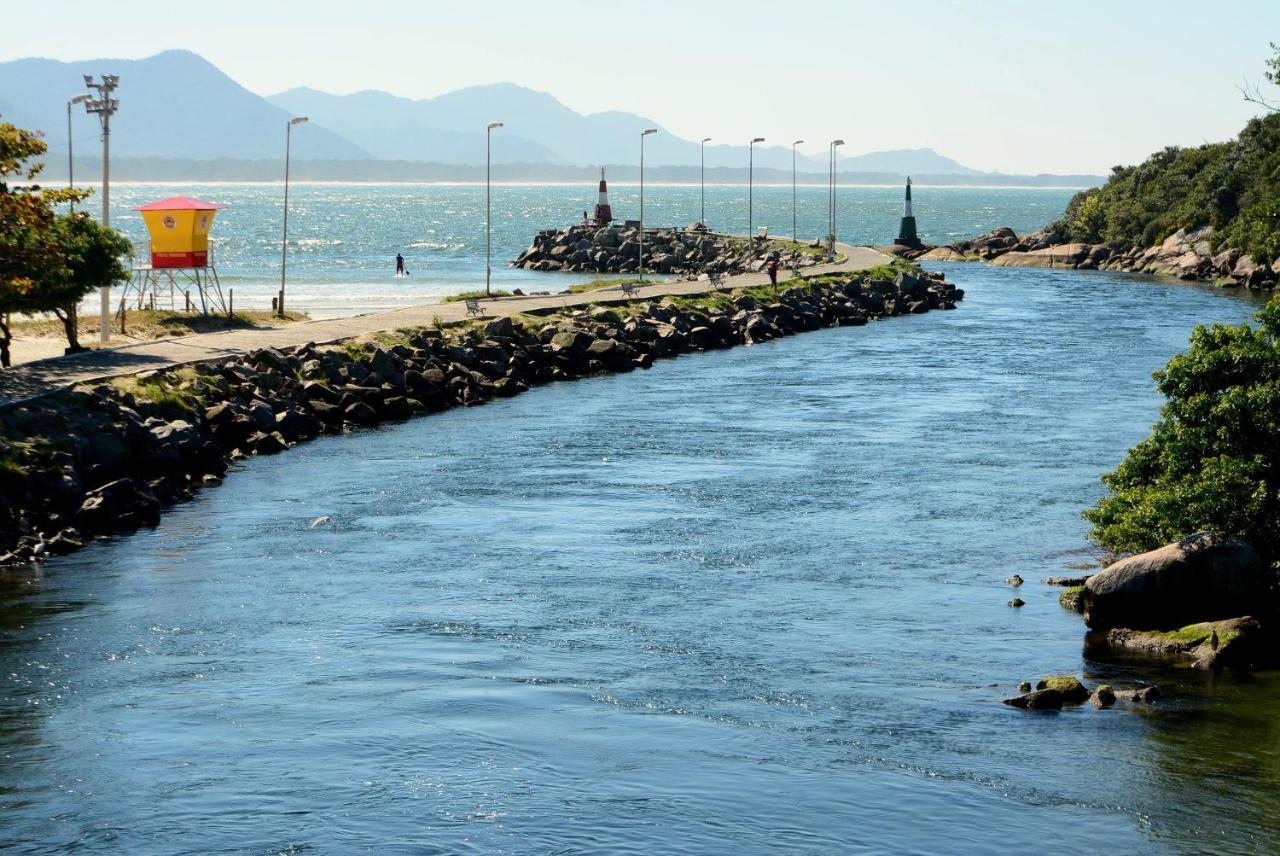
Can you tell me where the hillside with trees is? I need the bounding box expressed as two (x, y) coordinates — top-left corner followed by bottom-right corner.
(1053, 46), (1280, 265)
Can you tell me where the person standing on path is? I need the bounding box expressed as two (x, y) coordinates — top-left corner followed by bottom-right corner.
(767, 255), (779, 287)
(395, 253), (406, 276)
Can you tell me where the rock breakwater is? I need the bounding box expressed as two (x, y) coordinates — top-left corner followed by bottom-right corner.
(513, 224), (827, 276)
(897, 226), (1278, 290)
(0, 268), (962, 565)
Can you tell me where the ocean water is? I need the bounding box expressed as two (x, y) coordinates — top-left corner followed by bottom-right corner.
(3, 260), (1277, 853)
(90, 183), (1075, 316)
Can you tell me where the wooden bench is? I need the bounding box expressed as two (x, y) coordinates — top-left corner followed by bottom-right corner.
(618, 282), (640, 298)
(464, 297), (483, 317)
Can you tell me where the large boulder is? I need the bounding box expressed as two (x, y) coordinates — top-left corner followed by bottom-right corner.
(1090, 616), (1271, 670)
(1082, 532), (1274, 630)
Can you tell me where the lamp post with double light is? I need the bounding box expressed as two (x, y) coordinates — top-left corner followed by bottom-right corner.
(700, 137), (711, 225)
(828, 138), (844, 262)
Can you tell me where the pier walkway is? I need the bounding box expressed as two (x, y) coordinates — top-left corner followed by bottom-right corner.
(0, 244), (891, 405)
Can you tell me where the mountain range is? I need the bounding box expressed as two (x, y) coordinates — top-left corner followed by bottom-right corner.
(0, 49), (1100, 184)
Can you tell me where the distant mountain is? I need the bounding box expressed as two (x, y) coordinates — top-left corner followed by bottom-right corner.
(0, 50), (368, 160)
(268, 83), (981, 175)
(1, 49), (1098, 183)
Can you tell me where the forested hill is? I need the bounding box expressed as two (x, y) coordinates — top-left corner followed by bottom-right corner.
(1052, 112), (1280, 263)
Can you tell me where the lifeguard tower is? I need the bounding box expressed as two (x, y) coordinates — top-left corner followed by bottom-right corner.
(121, 196), (228, 317)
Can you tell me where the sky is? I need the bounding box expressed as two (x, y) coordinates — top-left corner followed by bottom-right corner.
(7, 0), (1279, 174)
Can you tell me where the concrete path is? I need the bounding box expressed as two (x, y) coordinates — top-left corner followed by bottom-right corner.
(0, 243), (891, 405)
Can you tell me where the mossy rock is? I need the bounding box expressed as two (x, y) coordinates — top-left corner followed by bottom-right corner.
(1059, 585), (1086, 612)
(1035, 675), (1090, 703)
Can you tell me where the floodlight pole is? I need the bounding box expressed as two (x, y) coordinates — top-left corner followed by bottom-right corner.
(83, 75), (118, 342)
(279, 116), (308, 317)
(486, 122), (503, 297)
(639, 128), (657, 282)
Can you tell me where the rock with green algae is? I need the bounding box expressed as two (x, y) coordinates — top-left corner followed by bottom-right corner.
(1004, 675), (1091, 709)
(1097, 616), (1268, 670)
(1035, 675), (1091, 703)
(1091, 685), (1116, 707)
(1059, 585), (1086, 613)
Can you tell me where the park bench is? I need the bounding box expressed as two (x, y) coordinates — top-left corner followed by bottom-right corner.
(464, 297), (483, 317)
(619, 282), (640, 298)
(708, 271), (727, 289)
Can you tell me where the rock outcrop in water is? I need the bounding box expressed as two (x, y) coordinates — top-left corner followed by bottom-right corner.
(892, 225), (1278, 290)
(0, 269), (962, 565)
(513, 224), (827, 275)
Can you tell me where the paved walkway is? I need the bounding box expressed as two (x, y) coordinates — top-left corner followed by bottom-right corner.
(0, 244), (891, 405)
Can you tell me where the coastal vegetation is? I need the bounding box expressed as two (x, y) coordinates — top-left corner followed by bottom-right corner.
(0, 122), (133, 365)
(1052, 111), (1280, 263)
(1053, 46), (1280, 265)
(1084, 295), (1280, 561)
(10, 308), (309, 342)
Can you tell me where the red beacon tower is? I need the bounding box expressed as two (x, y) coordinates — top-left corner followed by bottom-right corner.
(593, 167), (613, 226)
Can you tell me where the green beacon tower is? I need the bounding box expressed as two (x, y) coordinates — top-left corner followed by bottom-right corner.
(896, 176), (921, 247)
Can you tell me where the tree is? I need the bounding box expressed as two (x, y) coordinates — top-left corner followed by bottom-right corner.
(0, 122), (129, 366)
(1242, 41), (1280, 113)
(49, 213), (132, 352)
(1084, 297), (1280, 560)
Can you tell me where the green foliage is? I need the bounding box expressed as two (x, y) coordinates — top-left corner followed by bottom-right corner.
(442, 290), (513, 302)
(1084, 296), (1280, 558)
(1051, 112), (1280, 263)
(0, 121), (132, 359)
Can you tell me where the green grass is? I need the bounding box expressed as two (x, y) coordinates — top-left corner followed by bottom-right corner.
(565, 277), (654, 294)
(443, 290), (513, 303)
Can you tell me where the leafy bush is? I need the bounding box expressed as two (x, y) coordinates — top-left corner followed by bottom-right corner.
(1084, 297), (1280, 558)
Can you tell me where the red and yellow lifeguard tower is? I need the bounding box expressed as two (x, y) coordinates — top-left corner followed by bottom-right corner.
(123, 196), (228, 316)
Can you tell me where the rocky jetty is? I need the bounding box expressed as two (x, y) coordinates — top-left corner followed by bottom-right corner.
(897, 225), (1278, 290)
(0, 268), (962, 565)
(513, 224), (826, 276)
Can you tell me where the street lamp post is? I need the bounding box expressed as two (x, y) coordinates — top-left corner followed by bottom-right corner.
(828, 138), (844, 262)
(67, 94), (90, 213)
(486, 121), (503, 297)
(639, 128), (657, 282)
(792, 139), (804, 272)
(278, 116), (308, 317)
(83, 74), (118, 343)
(700, 137), (711, 225)
(748, 137), (764, 240)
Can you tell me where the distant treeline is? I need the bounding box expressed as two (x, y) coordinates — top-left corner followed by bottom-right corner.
(1053, 112), (1280, 261)
(41, 157), (1102, 187)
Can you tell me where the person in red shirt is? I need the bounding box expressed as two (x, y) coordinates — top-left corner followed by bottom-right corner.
(767, 255), (779, 286)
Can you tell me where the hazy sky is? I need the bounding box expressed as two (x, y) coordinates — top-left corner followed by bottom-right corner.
(8, 0), (1278, 174)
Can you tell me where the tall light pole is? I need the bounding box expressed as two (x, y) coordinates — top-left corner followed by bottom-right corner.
(486, 121), (503, 297)
(700, 137), (711, 225)
(67, 94), (90, 213)
(748, 137), (764, 240)
(278, 116), (308, 317)
(792, 139), (804, 272)
(83, 74), (118, 343)
(828, 139), (844, 262)
(638, 128), (657, 282)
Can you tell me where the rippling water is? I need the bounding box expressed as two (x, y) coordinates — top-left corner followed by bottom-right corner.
(3, 259), (1277, 852)
(93, 183), (1073, 315)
